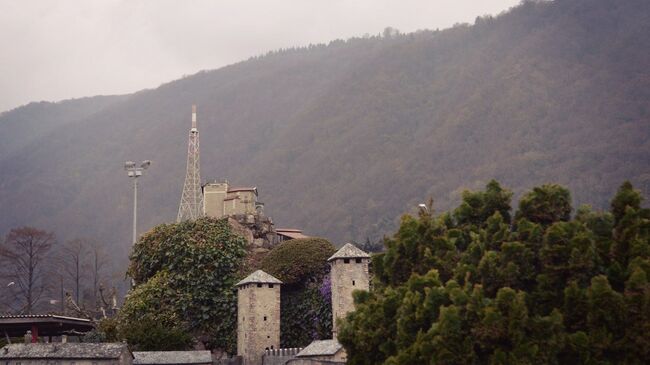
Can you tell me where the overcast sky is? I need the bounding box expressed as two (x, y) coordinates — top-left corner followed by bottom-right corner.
(0, 0), (520, 113)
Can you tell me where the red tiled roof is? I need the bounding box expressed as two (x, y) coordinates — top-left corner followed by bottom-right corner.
(275, 229), (309, 239)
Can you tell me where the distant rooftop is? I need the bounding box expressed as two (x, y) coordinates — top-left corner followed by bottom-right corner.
(328, 243), (370, 261)
(236, 270), (282, 286)
(276, 228), (309, 240)
(0, 343), (129, 360)
(296, 339), (343, 357)
(0, 314), (93, 338)
(228, 187), (258, 195)
(133, 351), (212, 365)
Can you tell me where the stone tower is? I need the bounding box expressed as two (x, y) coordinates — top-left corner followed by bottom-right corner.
(236, 270), (282, 365)
(328, 243), (370, 338)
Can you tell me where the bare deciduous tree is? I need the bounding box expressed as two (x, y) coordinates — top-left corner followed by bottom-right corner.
(0, 227), (56, 314)
(61, 238), (87, 306)
(88, 239), (110, 310)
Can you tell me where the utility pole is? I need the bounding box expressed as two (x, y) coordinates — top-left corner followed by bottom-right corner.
(177, 105), (204, 221)
(125, 160), (151, 244)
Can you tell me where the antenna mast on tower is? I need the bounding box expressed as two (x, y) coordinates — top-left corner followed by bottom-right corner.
(177, 104), (204, 222)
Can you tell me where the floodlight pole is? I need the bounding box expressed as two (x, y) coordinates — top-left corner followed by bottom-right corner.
(125, 160), (151, 245)
(132, 176), (138, 245)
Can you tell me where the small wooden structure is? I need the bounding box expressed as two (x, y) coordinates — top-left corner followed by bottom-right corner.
(0, 314), (94, 342)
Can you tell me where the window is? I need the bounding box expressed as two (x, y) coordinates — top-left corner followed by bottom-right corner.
(344, 259), (350, 264)
(264, 316), (267, 321)
(268, 284), (274, 288)
(257, 283), (263, 288)
(352, 280), (356, 286)
(356, 258), (362, 263)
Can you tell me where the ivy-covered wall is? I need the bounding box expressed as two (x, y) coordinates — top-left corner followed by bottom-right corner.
(260, 237), (336, 347)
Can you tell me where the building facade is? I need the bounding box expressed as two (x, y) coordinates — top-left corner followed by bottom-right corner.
(204, 181), (259, 218)
(237, 270), (282, 365)
(328, 243), (370, 338)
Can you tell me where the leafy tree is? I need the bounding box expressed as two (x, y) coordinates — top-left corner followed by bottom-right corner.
(260, 237), (335, 285)
(339, 182), (650, 364)
(516, 184), (572, 226)
(120, 217), (247, 352)
(454, 180), (513, 227)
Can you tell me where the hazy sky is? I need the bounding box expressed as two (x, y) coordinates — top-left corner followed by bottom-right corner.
(0, 0), (520, 113)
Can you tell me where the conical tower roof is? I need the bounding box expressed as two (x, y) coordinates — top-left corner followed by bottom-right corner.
(236, 270), (282, 286)
(328, 243), (370, 262)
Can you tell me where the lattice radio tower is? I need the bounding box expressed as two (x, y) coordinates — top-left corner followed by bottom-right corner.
(177, 104), (204, 221)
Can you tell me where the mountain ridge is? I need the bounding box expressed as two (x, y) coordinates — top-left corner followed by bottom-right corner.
(0, 0), (649, 263)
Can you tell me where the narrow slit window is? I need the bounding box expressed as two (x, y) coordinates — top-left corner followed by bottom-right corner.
(344, 258), (350, 264)
(352, 280), (356, 286)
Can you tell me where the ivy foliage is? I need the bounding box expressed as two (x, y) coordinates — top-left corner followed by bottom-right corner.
(260, 237), (336, 285)
(119, 217), (247, 352)
(339, 181), (650, 364)
(260, 237), (336, 347)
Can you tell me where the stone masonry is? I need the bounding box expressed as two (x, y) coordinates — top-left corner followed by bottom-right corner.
(236, 270), (282, 365)
(327, 243), (370, 338)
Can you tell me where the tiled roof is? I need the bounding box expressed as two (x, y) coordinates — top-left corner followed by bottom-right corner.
(227, 187), (257, 194)
(0, 343), (128, 359)
(236, 270), (282, 286)
(296, 339), (343, 357)
(328, 243), (370, 261)
(276, 230), (309, 239)
(0, 314), (90, 322)
(275, 228), (303, 233)
(133, 351), (212, 364)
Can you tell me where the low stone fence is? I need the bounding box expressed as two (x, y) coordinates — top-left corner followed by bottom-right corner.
(285, 360), (345, 365)
(213, 356), (242, 365)
(262, 348), (303, 365)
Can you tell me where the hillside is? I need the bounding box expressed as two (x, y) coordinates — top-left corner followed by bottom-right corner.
(0, 0), (649, 263)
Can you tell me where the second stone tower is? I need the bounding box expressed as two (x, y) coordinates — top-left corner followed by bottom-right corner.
(328, 243), (370, 337)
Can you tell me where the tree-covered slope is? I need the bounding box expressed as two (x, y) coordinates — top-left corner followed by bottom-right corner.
(0, 0), (648, 262)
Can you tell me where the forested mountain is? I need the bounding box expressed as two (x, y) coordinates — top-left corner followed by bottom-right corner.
(0, 0), (648, 264)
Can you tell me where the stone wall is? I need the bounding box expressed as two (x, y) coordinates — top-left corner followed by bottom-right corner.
(330, 257), (370, 336)
(237, 283), (281, 365)
(285, 360), (345, 365)
(204, 182), (228, 217)
(261, 347), (302, 365)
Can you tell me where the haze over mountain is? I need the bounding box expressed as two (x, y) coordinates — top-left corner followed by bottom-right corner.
(0, 0), (648, 263)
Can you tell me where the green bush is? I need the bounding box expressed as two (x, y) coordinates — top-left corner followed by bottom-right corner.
(260, 237), (336, 347)
(260, 237), (336, 285)
(120, 217), (247, 353)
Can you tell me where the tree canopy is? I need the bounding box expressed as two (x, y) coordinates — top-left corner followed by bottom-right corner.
(338, 181), (650, 364)
(118, 217), (247, 352)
